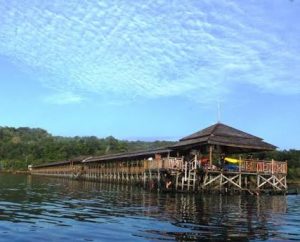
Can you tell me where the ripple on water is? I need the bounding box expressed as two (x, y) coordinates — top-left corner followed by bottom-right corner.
(0, 174), (298, 241)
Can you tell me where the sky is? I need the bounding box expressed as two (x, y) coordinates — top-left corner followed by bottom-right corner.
(0, 0), (299, 149)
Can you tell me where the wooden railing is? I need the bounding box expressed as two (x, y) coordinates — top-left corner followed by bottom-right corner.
(30, 157), (287, 176)
(147, 157), (184, 170)
(240, 159), (287, 174)
(165, 157), (184, 170)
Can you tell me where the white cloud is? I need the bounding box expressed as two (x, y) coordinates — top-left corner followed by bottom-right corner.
(44, 92), (83, 105)
(0, 0), (299, 105)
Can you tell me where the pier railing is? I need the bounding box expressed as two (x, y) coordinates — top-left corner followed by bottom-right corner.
(145, 157), (287, 175)
(240, 159), (287, 174)
(146, 157), (184, 171)
(206, 159), (287, 175)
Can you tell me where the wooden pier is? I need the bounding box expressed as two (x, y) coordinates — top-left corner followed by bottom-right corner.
(29, 123), (288, 195)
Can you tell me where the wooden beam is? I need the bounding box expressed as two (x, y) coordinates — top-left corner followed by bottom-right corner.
(258, 175), (282, 190)
(209, 145), (213, 168)
(273, 176), (287, 189)
(203, 174), (221, 187)
(221, 174), (242, 189)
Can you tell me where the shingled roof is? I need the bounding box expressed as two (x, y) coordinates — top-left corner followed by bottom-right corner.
(172, 122), (276, 151)
(32, 148), (172, 168)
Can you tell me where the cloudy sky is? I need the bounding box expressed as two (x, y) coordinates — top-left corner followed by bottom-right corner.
(0, 0), (299, 149)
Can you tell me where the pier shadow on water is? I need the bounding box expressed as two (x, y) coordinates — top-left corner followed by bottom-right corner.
(0, 173), (299, 241)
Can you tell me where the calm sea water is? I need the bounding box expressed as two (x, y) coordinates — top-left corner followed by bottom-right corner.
(0, 174), (298, 241)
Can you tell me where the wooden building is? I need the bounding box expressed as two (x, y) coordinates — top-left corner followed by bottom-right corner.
(29, 123), (288, 194)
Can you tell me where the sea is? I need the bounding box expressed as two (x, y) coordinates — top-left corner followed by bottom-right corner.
(0, 173), (299, 241)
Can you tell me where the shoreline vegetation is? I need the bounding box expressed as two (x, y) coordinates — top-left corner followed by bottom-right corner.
(0, 126), (299, 182)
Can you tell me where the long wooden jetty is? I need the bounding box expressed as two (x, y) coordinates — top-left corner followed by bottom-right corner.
(29, 123), (288, 195)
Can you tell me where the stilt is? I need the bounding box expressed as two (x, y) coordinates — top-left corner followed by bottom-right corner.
(143, 172), (146, 188)
(175, 172), (179, 190)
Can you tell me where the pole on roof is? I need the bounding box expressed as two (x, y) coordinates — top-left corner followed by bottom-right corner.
(217, 101), (221, 123)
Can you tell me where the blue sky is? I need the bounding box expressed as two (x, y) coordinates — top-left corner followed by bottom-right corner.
(0, 0), (299, 149)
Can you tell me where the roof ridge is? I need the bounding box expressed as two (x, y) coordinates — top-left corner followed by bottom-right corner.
(210, 122), (220, 136)
(218, 123), (262, 140)
(179, 122), (264, 142)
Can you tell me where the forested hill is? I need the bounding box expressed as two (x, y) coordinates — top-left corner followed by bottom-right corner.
(0, 126), (174, 170)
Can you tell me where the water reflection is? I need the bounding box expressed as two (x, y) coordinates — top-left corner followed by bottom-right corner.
(0, 174), (298, 241)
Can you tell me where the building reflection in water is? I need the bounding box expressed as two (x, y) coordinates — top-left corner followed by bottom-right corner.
(30, 176), (288, 241)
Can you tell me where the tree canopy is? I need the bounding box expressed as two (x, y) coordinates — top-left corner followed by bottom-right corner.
(0, 126), (174, 170)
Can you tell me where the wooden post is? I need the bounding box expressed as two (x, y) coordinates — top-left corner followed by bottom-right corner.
(220, 173), (223, 192)
(209, 146), (213, 168)
(175, 172), (179, 190)
(192, 171), (196, 191)
(184, 162), (187, 181)
(157, 169), (161, 191)
(143, 172), (146, 188)
(187, 170), (190, 191)
(284, 176), (287, 189)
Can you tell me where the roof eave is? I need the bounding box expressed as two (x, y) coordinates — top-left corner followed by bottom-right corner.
(207, 140), (276, 151)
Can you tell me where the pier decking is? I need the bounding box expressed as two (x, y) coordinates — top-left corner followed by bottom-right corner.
(29, 123), (288, 194)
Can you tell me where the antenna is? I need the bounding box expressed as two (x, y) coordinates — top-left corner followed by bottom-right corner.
(217, 102), (221, 123)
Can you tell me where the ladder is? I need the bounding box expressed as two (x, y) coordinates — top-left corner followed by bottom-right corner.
(176, 158), (198, 191)
(180, 170), (196, 191)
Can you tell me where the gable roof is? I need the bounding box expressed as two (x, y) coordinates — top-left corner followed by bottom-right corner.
(180, 123), (261, 141)
(172, 122), (276, 151)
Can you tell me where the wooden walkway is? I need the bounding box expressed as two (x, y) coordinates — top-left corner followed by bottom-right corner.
(29, 156), (288, 195)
